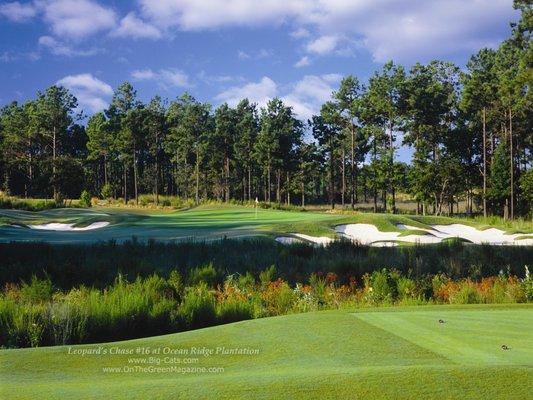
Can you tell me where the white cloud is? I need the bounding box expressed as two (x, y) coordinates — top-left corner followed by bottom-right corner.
(139, 0), (308, 30)
(237, 48), (274, 61)
(214, 74), (340, 121)
(160, 69), (190, 87)
(237, 50), (250, 60)
(294, 56), (310, 68)
(131, 69), (156, 80)
(38, 36), (99, 56)
(57, 73), (113, 112)
(0, 1), (36, 22)
(197, 71), (243, 85)
(131, 68), (191, 88)
(0, 50), (40, 62)
(305, 35), (338, 55)
(290, 27), (310, 39)
(112, 12), (161, 39)
(138, 0), (517, 62)
(40, 0), (116, 39)
(302, 0), (517, 62)
(215, 77), (277, 108)
(282, 74), (341, 121)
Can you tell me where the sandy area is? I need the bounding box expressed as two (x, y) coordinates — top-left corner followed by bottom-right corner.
(336, 224), (442, 245)
(331, 223), (533, 246)
(27, 221), (110, 231)
(431, 224), (533, 246)
(275, 236), (302, 244)
(275, 233), (333, 245)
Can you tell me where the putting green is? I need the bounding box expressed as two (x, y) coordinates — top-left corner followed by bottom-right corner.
(1, 305), (531, 399)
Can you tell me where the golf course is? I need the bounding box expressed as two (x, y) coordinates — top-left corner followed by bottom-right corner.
(0, 205), (532, 399)
(1, 1), (532, 397)
(1, 205), (532, 245)
(1, 305), (532, 399)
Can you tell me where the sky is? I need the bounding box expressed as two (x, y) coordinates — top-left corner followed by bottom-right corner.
(0, 0), (520, 161)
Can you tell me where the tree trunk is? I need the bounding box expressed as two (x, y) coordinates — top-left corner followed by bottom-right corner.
(52, 125), (57, 201)
(133, 147), (138, 205)
(301, 181), (305, 208)
(509, 109), (514, 220)
(155, 156), (159, 205)
(329, 144), (335, 209)
(123, 164), (128, 203)
(372, 141), (377, 213)
(350, 123), (355, 209)
(388, 120), (396, 214)
(104, 154), (108, 186)
(28, 147), (33, 197)
(154, 161), (159, 205)
(225, 154), (230, 202)
(286, 172), (291, 205)
(195, 151), (200, 205)
(276, 169), (281, 203)
(482, 107), (487, 218)
(341, 146), (345, 207)
(267, 164), (271, 203)
(248, 167), (252, 201)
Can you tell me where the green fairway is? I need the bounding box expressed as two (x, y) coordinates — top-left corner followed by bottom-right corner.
(1, 305), (531, 399)
(0, 205), (340, 243)
(1, 204), (531, 244)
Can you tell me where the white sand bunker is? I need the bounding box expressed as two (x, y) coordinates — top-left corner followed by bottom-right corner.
(336, 224), (442, 245)
(336, 223), (532, 246)
(27, 221), (110, 231)
(276, 233), (333, 246)
(431, 224), (533, 246)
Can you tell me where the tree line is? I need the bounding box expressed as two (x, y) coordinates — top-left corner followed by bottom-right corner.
(0, 2), (531, 218)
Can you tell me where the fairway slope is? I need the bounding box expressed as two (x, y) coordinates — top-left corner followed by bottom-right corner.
(1, 305), (532, 399)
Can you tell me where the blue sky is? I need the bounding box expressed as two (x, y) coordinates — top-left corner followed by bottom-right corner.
(0, 0), (520, 161)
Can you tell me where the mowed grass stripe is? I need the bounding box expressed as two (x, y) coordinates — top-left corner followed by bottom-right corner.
(355, 309), (533, 365)
(1, 307), (532, 399)
(2, 365), (532, 400)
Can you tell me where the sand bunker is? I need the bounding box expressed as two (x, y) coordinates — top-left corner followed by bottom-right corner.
(275, 236), (302, 244)
(275, 233), (333, 246)
(331, 223), (533, 246)
(430, 224), (533, 246)
(336, 224), (442, 245)
(27, 221), (110, 231)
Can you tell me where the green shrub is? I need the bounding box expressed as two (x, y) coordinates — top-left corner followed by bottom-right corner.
(20, 276), (53, 303)
(364, 269), (397, 304)
(259, 265), (277, 286)
(217, 298), (254, 324)
(180, 283), (216, 329)
(449, 282), (481, 304)
(396, 276), (417, 300)
(188, 264), (221, 287)
(79, 190), (91, 207)
(168, 270), (184, 299)
(522, 266), (533, 302)
(309, 273), (327, 305)
(261, 280), (296, 316)
(100, 184), (113, 199)
(237, 272), (256, 291)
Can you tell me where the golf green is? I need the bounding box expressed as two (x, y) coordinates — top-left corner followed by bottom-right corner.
(1, 305), (531, 399)
(0, 205), (339, 243)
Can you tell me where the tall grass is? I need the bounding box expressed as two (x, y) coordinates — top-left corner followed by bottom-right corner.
(0, 195), (72, 211)
(1, 266), (531, 349)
